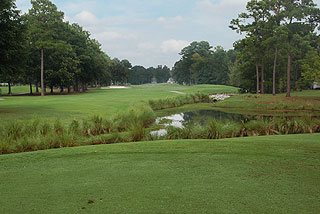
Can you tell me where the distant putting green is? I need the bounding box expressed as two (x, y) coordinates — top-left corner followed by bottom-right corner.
(0, 84), (238, 121)
(0, 134), (319, 213)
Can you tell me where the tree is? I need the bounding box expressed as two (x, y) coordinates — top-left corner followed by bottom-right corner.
(279, 0), (320, 97)
(230, 0), (271, 94)
(230, 0), (320, 95)
(173, 41), (212, 85)
(109, 58), (131, 85)
(154, 65), (171, 83)
(0, 0), (26, 94)
(301, 50), (320, 85)
(27, 0), (64, 96)
(129, 66), (149, 85)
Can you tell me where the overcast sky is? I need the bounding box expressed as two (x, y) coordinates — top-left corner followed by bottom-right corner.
(16, 0), (320, 68)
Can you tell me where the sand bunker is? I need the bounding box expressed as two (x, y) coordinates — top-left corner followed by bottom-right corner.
(0, 98), (5, 101)
(101, 86), (130, 89)
(170, 91), (186, 95)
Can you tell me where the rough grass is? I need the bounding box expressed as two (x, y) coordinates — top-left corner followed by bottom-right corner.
(215, 91), (320, 116)
(0, 134), (319, 213)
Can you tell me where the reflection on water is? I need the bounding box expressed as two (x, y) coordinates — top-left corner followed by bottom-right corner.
(156, 110), (257, 129)
(150, 109), (318, 136)
(156, 113), (185, 128)
(183, 110), (250, 124)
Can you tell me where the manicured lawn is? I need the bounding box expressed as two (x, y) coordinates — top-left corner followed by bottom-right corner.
(0, 84), (238, 122)
(0, 85), (36, 95)
(0, 134), (319, 213)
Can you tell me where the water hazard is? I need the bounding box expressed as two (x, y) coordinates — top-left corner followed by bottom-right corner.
(150, 109), (319, 136)
(151, 109), (252, 136)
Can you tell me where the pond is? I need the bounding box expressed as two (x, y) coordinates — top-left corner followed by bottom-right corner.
(150, 109), (319, 136)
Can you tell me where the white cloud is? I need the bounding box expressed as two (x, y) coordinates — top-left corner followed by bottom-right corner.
(157, 16), (184, 24)
(191, 0), (248, 49)
(161, 39), (190, 53)
(16, 0), (31, 14)
(74, 11), (99, 26)
(138, 42), (156, 50)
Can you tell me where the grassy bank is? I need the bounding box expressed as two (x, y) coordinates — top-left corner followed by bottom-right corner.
(2, 93), (320, 154)
(2, 87), (320, 154)
(1, 134), (319, 213)
(215, 91), (320, 115)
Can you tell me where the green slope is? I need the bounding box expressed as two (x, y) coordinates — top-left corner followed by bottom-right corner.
(1, 134), (319, 213)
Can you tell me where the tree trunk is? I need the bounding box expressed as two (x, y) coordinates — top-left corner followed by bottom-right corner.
(74, 80), (79, 92)
(60, 86), (63, 93)
(41, 48), (44, 96)
(50, 86), (54, 94)
(272, 48), (278, 96)
(8, 82), (12, 95)
(294, 64), (298, 91)
(81, 83), (85, 92)
(29, 82), (33, 95)
(286, 54), (291, 97)
(261, 56), (265, 94)
(256, 59), (260, 94)
(36, 83), (39, 93)
(68, 86), (71, 93)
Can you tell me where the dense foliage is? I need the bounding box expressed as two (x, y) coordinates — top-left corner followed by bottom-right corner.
(0, 0), (26, 93)
(129, 65), (171, 85)
(172, 42), (236, 85)
(230, 0), (320, 96)
(0, 0), (171, 95)
(1, 0), (320, 95)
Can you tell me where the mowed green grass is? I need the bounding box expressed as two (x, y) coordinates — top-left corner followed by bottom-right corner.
(0, 134), (319, 213)
(0, 85), (37, 95)
(0, 84), (238, 121)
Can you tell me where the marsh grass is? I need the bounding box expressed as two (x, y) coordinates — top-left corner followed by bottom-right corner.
(0, 103), (156, 154)
(163, 117), (320, 140)
(149, 93), (210, 110)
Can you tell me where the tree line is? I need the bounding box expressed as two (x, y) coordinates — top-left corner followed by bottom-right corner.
(129, 65), (171, 85)
(2, 0), (320, 96)
(0, 0), (171, 95)
(229, 0), (320, 96)
(172, 0), (320, 96)
(172, 41), (236, 86)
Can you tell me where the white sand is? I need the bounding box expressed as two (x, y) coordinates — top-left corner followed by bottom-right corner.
(170, 91), (186, 95)
(101, 86), (130, 89)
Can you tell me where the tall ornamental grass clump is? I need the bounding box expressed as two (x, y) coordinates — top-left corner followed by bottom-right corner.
(162, 117), (320, 140)
(0, 103), (156, 154)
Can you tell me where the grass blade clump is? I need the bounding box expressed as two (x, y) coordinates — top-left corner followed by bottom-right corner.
(149, 93), (211, 111)
(206, 120), (224, 139)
